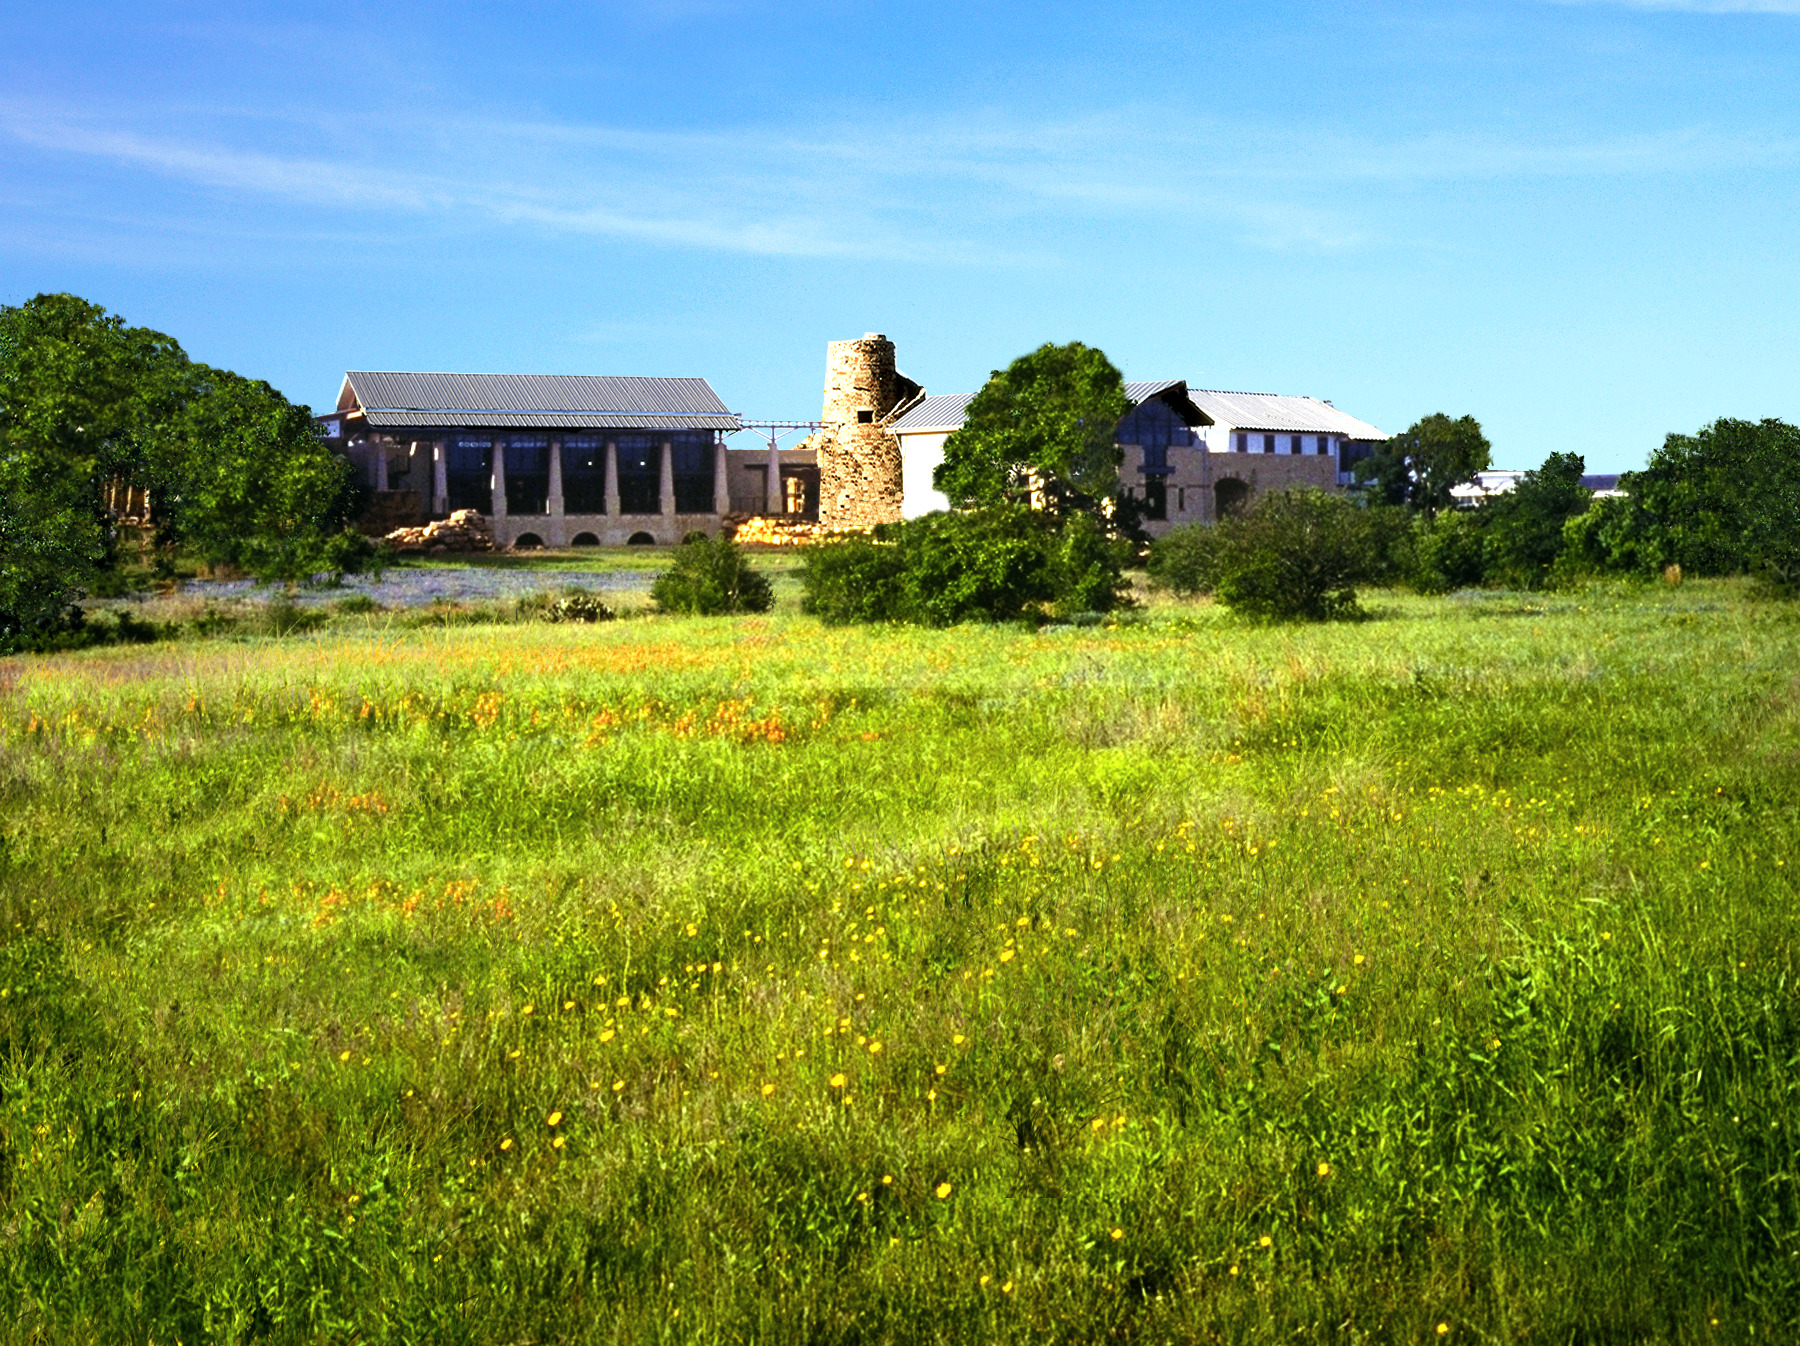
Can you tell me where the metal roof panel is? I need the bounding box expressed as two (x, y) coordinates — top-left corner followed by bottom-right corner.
(1187, 389), (1386, 439)
(342, 371), (734, 419)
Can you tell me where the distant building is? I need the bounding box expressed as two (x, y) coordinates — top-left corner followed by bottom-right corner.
(890, 382), (1386, 533)
(318, 371), (749, 548)
(1449, 470), (1625, 507)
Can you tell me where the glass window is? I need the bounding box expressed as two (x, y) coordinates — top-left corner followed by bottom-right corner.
(1263, 434), (1275, 454)
(503, 436), (549, 515)
(672, 432), (715, 514)
(445, 438), (492, 513)
(562, 437), (605, 514)
(1236, 433), (1247, 453)
(617, 434), (660, 515)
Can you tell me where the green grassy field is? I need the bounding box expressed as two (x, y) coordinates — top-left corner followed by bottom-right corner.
(2, 577), (1797, 1342)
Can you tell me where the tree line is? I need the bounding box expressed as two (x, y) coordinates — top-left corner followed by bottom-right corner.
(0, 294), (370, 648)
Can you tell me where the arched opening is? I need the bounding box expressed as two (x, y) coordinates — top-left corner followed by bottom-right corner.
(512, 532), (544, 550)
(570, 532), (600, 547)
(1215, 478), (1250, 519)
(626, 531), (657, 546)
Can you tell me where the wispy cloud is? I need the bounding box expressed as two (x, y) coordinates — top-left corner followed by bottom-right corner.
(3, 94), (1795, 266)
(1547, 0), (1800, 12)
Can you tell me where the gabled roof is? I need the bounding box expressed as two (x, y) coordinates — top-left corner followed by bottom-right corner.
(336, 371), (739, 431)
(1187, 390), (1385, 440)
(889, 380), (1209, 434)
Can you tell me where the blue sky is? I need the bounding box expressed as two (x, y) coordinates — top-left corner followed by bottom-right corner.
(3, 1), (1797, 472)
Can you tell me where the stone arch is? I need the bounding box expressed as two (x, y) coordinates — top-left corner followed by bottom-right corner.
(512, 532), (545, 549)
(1215, 478), (1250, 519)
(570, 532), (600, 547)
(626, 531), (657, 546)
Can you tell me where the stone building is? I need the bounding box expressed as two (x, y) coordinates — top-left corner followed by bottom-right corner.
(318, 371), (754, 548)
(814, 334), (924, 529)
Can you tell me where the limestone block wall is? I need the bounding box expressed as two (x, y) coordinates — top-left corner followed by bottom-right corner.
(817, 334), (915, 529)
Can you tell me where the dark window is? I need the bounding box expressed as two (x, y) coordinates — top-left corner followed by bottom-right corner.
(857, 409), (874, 424)
(1177, 486), (1187, 513)
(562, 436), (606, 514)
(1142, 477), (1167, 521)
(1263, 434), (1275, 454)
(1140, 445), (1169, 475)
(1290, 435), (1303, 454)
(1318, 436), (1332, 455)
(1236, 433), (1247, 453)
(504, 436), (550, 515)
(1216, 478), (1250, 518)
(670, 432), (716, 514)
(446, 438), (492, 513)
(617, 435), (661, 515)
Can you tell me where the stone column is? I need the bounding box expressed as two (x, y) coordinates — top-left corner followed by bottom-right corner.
(765, 439), (783, 516)
(604, 440), (620, 517)
(432, 442), (448, 515)
(659, 439), (676, 522)
(713, 435), (730, 516)
(374, 441), (389, 492)
(491, 439), (507, 521)
(818, 334), (905, 529)
(548, 436), (565, 516)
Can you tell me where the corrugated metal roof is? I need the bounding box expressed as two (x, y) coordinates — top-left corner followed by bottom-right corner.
(889, 381), (1205, 434)
(1187, 389), (1386, 440)
(355, 410), (742, 431)
(339, 371), (739, 431)
(889, 393), (974, 433)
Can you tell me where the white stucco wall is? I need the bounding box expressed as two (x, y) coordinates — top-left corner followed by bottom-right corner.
(896, 429), (953, 518)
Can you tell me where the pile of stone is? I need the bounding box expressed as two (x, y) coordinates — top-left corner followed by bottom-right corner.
(723, 515), (832, 547)
(383, 510), (495, 554)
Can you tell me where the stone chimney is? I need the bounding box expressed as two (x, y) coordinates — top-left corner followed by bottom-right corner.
(817, 333), (909, 529)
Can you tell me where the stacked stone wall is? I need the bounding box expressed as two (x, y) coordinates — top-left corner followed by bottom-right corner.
(817, 334), (906, 529)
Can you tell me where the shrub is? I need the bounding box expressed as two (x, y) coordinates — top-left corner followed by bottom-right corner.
(800, 507), (1131, 626)
(798, 531), (910, 624)
(1407, 509), (1489, 593)
(1211, 488), (1375, 621)
(1146, 525), (1221, 596)
(542, 589), (615, 624)
(651, 535), (774, 616)
(333, 594), (380, 615)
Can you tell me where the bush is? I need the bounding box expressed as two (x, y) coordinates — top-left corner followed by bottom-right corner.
(800, 507), (1131, 626)
(1408, 509), (1490, 593)
(651, 535), (774, 616)
(1146, 525), (1222, 596)
(1211, 488), (1376, 621)
(542, 589), (615, 624)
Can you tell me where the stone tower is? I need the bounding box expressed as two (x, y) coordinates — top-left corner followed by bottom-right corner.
(817, 333), (919, 529)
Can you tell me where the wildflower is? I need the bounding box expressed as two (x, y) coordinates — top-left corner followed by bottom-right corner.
(500, 1138), (514, 1151)
(1110, 1228), (1123, 1240)
(339, 1050), (351, 1063)
(999, 949), (1016, 963)
(935, 1063), (946, 1075)
(599, 1029), (616, 1043)
(1437, 1326), (1449, 1337)
(1316, 1161), (1331, 1178)
(935, 1181), (953, 1199)
(611, 1080), (625, 1092)
(868, 1041), (883, 1055)
(882, 1174), (894, 1185)
(547, 1111), (563, 1127)
(952, 1033), (966, 1046)
(830, 1073), (847, 1089)
(1229, 1264), (1239, 1276)
(1352, 953), (1365, 967)
(521, 1004), (534, 1016)
(1258, 1235), (1272, 1248)
(979, 1274), (990, 1286)
(552, 1136), (565, 1150)
(1002, 1280), (1014, 1294)
(761, 1082), (775, 1097)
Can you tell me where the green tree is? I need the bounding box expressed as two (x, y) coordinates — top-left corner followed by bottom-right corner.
(651, 534), (774, 615)
(932, 342), (1134, 520)
(0, 294), (187, 639)
(1480, 451), (1591, 589)
(1353, 413), (1492, 517)
(1617, 418), (1800, 586)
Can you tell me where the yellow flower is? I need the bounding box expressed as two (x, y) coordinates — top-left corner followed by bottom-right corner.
(1316, 1161), (1331, 1178)
(1258, 1235), (1272, 1248)
(1110, 1228), (1123, 1240)
(935, 1063), (946, 1075)
(979, 1274), (990, 1286)
(1228, 1264), (1239, 1276)
(338, 1050), (351, 1062)
(761, 1082), (775, 1097)
(611, 1080), (625, 1092)
(599, 1029), (616, 1043)
(1437, 1326), (1449, 1337)
(521, 1004), (534, 1016)
(1002, 1280), (1014, 1294)
(830, 1073), (847, 1089)
(1352, 953), (1365, 967)
(952, 1034), (966, 1046)
(552, 1136), (565, 1150)
(868, 1041), (883, 1055)
(547, 1111), (563, 1127)
(999, 948), (1016, 963)
(881, 1174), (894, 1185)
(500, 1137), (514, 1151)
(934, 1181), (953, 1199)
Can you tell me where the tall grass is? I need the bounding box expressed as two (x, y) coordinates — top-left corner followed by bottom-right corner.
(0, 581), (1796, 1341)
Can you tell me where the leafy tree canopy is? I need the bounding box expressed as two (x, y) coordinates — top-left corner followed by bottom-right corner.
(1480, 450), (1591, 589)
(932, 342), (1134, 520)
(1353, 412), (1492, 516)
(1, 293), (368, 642)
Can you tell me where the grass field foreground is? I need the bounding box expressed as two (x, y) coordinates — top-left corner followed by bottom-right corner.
(2, 581), (1798, 1341)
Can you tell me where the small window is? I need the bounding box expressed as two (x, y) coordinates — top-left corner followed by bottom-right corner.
(1318, 436), (1332, 455)
(1177, 486), (1187, 513)
(1263, 434), (1275, 454)
(1291, 435), (1303, 454)
(1235, 433), (1247, 453)
(857, 409), (874, 424)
